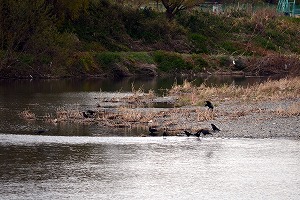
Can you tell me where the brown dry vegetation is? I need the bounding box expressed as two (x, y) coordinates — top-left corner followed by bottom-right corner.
(19, 109), (36, 120)
(169, 76), (300, 104)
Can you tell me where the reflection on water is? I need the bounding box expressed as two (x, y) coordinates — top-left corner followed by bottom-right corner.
(0, 76), (282, 136)
(0, 135), (299, 200)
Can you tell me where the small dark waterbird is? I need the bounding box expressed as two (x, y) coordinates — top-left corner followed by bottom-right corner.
(82, 112), (89, 118)
(87, 110), (96, 115)
(194, 131), (200, 138)
(149, 127), (158, 136)
(196, 129), (213, 137)
(184, 130), (192, 137)
(163, 129), (168, 138)
(205, 101), (214, 110)
(83, 110), (96, 118)
(35, 129), (49, 135)
(211, 123), (220, 132)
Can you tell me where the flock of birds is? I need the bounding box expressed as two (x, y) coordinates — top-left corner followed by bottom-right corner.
(149, 123), (220, 138)
(148, 100), (220, 138)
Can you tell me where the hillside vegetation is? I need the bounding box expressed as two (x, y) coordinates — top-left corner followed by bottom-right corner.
(0, 0), (300, 78)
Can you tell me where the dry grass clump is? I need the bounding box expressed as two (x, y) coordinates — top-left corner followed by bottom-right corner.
(117, 107), (157, 123)
(98, 88), (157, 109)
(19, 109), (36, 120)
(56, 107), (82, 121)
(169, 77), (300, 105)
(255, 78), (300, 100)
(274, 102), (300, 117)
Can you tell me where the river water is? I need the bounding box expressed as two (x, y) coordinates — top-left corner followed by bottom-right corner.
(1, 76), (299, 199)
(0, 135), (299, 200)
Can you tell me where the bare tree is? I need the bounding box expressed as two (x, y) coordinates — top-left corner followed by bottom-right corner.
(160, 0), (204, 21)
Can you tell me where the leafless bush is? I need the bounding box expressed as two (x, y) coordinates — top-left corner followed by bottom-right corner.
(251, 7), (278, 33)
(247, 54), (300, 76)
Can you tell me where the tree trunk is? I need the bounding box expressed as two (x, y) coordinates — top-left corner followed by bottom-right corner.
(165, 8), (175, 21)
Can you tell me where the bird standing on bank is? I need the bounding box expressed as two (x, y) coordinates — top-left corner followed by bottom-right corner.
(184, 130), (192, 137)
(211, 123), (220, 132)
(87, 110), (96, 115)
(205, 101), (214, 110)
(194, 131), (200, 138)
(163, 128), (168, 138)
(82, 112), (89, 118)
(149, 127), (158, 136)
(196, 129), (213, 137)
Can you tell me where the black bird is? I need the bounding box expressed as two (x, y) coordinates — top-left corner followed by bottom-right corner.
(163, 131), (168, 138)
(196, 129), (213, 137)
(205, 101), (214, 110)
(87, 110), (96, 115)
(35, 129), (49, 135)
(194, 131), (200, 138)
(184, 130), (192, 137)
(82, 112), (89, 118)
(211, 123), (220, 132)
(149, 127), (158, 136)
(163, 127), (169, 137)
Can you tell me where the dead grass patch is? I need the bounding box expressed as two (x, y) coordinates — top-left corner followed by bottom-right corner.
(19, 109), (36, 120)
(169, 77), (300, 105)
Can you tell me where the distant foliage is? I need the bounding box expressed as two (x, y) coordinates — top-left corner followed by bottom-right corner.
(0, 0), (59, 70)
(153, 51), (193, 72)
(1, 0), (300, 77)
(96, 52), (121, 67)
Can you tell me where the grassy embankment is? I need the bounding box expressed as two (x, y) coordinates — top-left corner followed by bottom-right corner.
(1, 0), (300, 78)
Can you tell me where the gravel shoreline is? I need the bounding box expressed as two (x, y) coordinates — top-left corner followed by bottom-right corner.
(165, 99), (300, 139)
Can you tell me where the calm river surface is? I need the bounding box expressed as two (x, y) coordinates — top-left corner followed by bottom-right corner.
(1, 76), (299, 199)
(0, 135), (299, 200)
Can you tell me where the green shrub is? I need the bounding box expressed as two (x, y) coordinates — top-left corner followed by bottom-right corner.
(192, 55), (209, 71)
(189, 33), (208, 53)
(72, 0), (129, 51)
(255, 36), (276, 51)
(122, 52), (154, 64)
(265, 29), (285, 47)
(219, 56), (232, 68)
(176, 11), (231, 39)
(96, 52), (121, 67)
(19, 54), (34, 65)
(153, 51), (193, 72)
(123, 8), (185, 44)
(221, 41), (238, 53)
(123, 8), (167, 42)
